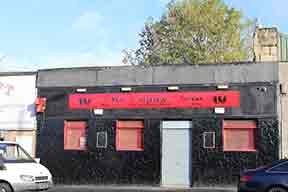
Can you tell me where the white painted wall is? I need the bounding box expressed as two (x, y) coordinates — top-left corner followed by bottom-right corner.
(0, 75), (36, 130)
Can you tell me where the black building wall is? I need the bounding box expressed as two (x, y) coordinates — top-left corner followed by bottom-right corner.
(192, 117), (278, 186)
(37, 118), (161, 185)
(36, 82), (279, 186)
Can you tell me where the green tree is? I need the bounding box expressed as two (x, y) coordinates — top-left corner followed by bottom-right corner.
(123, 0), (255, 65)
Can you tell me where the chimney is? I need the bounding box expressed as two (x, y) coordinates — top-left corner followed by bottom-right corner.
(253, 27), (279, 62)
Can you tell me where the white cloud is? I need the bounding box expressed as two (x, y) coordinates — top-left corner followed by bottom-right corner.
(0, 49), (126, 72)
(42, 49), (126, 69)
(72, 11), (103, 30)
(0, 10), (127, 72)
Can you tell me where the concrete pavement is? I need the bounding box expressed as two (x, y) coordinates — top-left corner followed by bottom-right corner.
(48, 185), (237, 192)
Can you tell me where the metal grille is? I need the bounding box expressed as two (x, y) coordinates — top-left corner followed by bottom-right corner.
(35, 176), (48, 181)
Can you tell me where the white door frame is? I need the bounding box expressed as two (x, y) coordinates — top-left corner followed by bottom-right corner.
(161, 120), (192, 187)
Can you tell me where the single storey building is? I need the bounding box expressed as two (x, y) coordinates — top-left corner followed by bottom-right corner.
(35, 62), (288, 186)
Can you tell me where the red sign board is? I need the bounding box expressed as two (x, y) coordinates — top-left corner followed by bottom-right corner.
(69, 91), (240, 109)
(35, 97), (47, 113)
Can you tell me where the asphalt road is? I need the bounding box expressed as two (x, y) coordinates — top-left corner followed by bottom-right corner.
(48, 185), (237, 192)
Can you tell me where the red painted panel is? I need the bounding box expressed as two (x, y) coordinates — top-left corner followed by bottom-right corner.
(223, 120), (256, 152)
(65, 121), (86, 129)
(68, 91), (240, 109)
(116, 121), (144, 129)
(116, 120), (144, 151)
(116, 129), (144, 151)
(223, 128), (255, 152)
(35, 97), (47, 112)
(64, 121), (87, 151)
(223, 120), (256, 129)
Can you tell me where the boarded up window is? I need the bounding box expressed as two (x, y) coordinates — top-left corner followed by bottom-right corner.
(96, 132), (107, 148)
(203, 132), (215, 149)
(116, 120), (144, 151)
(64, 121), (87, 150)
(223, 120), (256, 152)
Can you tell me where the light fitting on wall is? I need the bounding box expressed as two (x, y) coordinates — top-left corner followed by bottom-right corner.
(167, 86), (179, 91)
(76, 88), (87, 93)
(120, 87), (132, 92)
(93, 109), (104, 115)
(256, 87), (267, 92)
(214, 107), (225, 114)
(216, 84), (229, 89)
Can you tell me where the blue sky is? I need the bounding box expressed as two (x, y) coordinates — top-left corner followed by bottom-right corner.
(0, 0), (287, 71)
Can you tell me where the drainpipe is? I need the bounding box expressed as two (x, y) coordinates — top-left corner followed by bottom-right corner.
(280, 93), (283, 159)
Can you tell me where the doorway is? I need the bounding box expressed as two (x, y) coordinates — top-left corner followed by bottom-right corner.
(161, 121), (192, 187)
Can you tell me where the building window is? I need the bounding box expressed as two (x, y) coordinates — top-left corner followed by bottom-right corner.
(203, 132), (215, 149)
(223, 120), (256, 152)
(64, 121), (87, 150)
(96, 132), (107, 148)
(116, 120), (144, 151)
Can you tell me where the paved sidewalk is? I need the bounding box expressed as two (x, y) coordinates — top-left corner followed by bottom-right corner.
(49, 185), (237, 192)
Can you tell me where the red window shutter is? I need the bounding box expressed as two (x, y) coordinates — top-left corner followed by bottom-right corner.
(223, 120), (256, 152)
(223, 120), (256, 129)
(64, 121), (87, 150)
(223, 129), (255, 151)
(116, 121), (144, 129)
(116, 120), (144, 151)
(65, 121), (86, 129)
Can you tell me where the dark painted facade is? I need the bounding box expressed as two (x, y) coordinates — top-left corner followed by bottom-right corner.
(36, 81), (279, 186)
